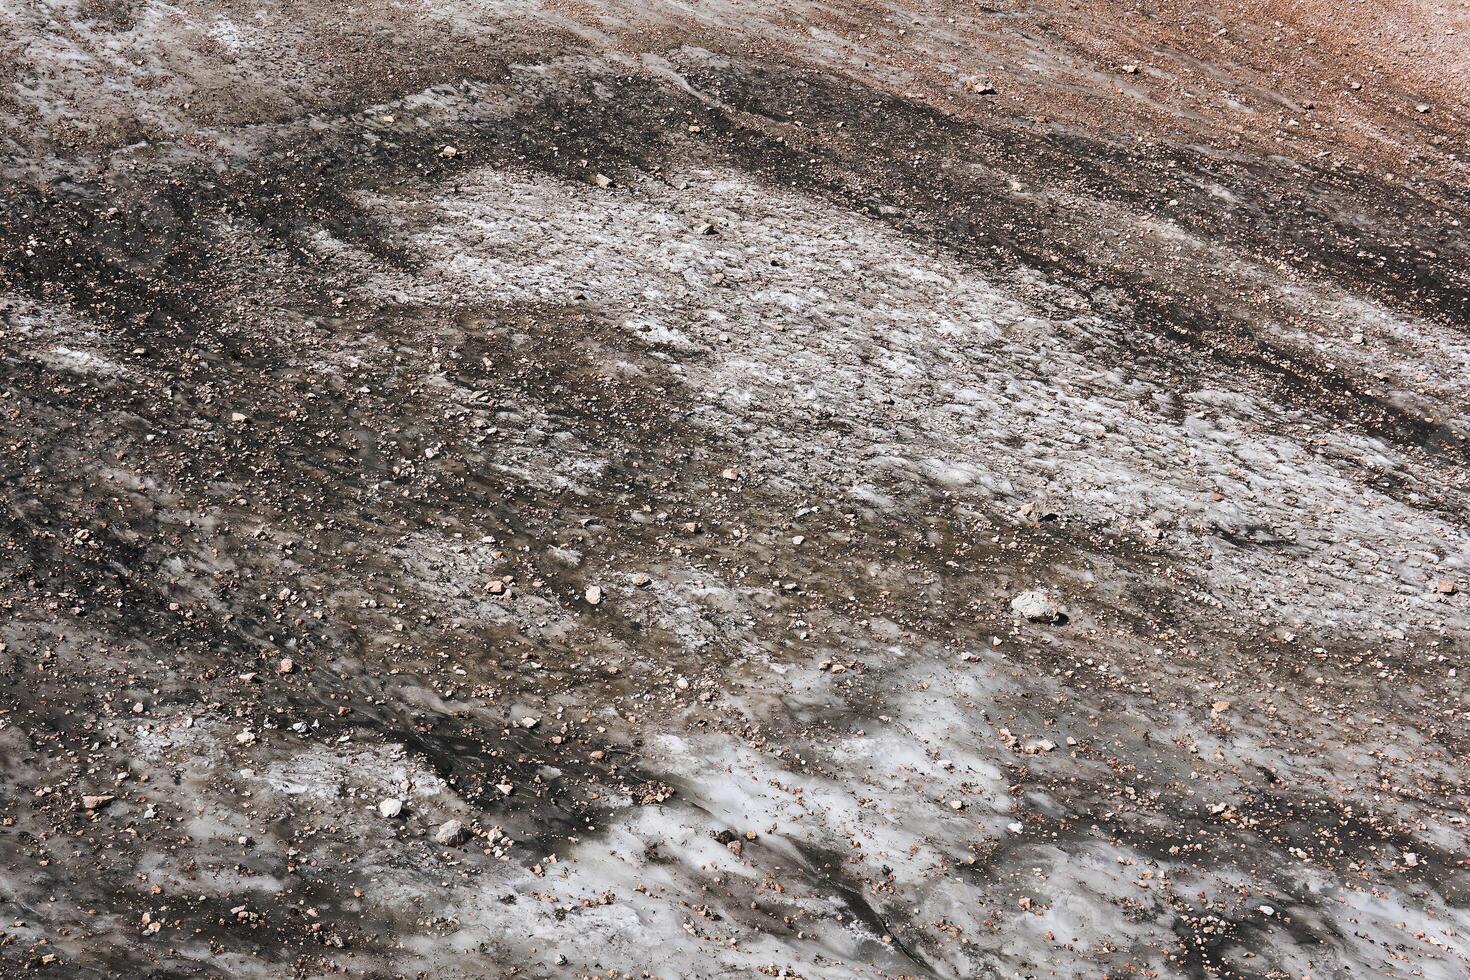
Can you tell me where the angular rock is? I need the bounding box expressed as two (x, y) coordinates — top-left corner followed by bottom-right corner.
(1010, 589), (1062, 623)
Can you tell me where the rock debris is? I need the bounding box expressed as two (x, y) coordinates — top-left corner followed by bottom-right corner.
(0, 0), (1466, 977)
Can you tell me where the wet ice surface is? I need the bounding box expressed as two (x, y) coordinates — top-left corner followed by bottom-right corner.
(2, 1), (1470, 978)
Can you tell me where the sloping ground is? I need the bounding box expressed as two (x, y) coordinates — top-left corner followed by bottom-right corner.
(0, 1), (1467, 977)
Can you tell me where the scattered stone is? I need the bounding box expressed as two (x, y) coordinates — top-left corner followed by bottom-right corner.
(435, 819), (466, 846)
(6, 12), (1461, 976)
(1010, 589), (1062, 623)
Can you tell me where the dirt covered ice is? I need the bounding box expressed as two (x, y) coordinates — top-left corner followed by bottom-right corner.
(0, 0), (1468, 977)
